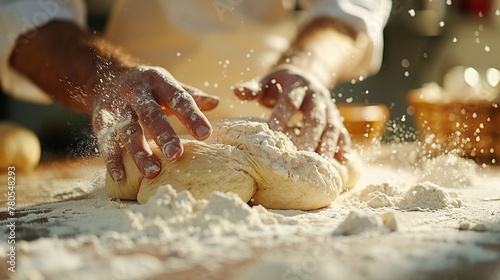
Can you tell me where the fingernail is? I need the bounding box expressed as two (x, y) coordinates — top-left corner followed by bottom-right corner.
(111, 169), (124, 182)
(163, 143), (182, 160)
(195, 124), (210, 139)
(143, 161), (160, 177)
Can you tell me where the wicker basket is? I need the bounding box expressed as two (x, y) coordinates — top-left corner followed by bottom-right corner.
(408, 89), (500, 164)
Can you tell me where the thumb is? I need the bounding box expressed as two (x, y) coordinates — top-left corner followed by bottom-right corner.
(233, 79), (263, 101)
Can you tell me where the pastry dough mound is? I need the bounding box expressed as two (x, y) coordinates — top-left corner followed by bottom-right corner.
(105, 119), (360, 210)
(0, 121), (41, 172)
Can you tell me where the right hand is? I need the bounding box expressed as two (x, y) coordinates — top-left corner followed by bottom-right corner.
(91, 66), (219, 183)
(233, 65), (351, 163)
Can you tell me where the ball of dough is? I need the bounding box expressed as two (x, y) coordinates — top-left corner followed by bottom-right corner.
(209, 119), (344, 210)
(105, 119), (362, 211)
(105, 140), (258, 204)
(0, 122), (41, 172)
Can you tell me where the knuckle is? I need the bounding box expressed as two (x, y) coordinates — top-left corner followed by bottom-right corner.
(156, 131), (177, 145)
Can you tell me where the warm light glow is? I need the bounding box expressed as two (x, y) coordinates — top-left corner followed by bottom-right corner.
(486, 68), (500, 87)
(464, 67), (479, 86)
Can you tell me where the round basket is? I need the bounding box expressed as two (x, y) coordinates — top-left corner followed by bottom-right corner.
(408, 89), (500, 164)
(337, 103), (390, 144)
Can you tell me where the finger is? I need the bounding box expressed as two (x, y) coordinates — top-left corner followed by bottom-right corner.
(334, 127), (352, 163)
(316, 102), (343, 159)
(268, 85), (307, 131)
(258, 75), (287, 108)
(91, 105), (127, 182)
(130, 94), (184, 162)
(233, 79), (263, 101)
(315, 101), (352, 162)
(155, 82), (213, 141)
(316, 127), (340, 160)
(180, 83), (219, 111)
(117, 115), (161, 179)
(296, 91), (327, 152)
(101, 133), (126, 183)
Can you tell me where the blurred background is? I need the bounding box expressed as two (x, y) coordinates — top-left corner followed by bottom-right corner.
(1, 0), (499, 160)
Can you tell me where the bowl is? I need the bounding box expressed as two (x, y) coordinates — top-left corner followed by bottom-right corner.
(337, 103), (390, 144)
(408, 89), (500, 164)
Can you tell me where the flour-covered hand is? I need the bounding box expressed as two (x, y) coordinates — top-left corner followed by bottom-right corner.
(92, 66), (219, 182)
(234, 65), (350, 162)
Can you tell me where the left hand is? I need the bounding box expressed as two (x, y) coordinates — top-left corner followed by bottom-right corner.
(233, 65), (351, 162)
(91, 66), (218, 182)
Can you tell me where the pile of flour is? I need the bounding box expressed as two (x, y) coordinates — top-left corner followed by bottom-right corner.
(339, 154), (480, 209)
(9, 184), (304, 279)
(340, 181), (462, 210)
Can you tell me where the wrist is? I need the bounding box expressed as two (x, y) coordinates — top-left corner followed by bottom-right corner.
(277, 50), (341, 88)
(83, 36), (140, 115)
(277, 17), (360, 88)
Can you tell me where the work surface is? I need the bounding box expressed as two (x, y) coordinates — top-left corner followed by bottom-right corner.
(1, 143), (499, 280)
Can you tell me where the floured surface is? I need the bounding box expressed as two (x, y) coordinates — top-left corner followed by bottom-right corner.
(1, 144), (500, 280)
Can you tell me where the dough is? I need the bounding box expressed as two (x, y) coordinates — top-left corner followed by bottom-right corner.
(207, 120), (353, 210)
(0, 121), (41, 172)
(105, 140), (257, 204)
(105, 119), (361, 210)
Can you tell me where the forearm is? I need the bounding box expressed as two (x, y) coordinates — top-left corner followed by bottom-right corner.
(278, 17), (372, 89)
(8, 20), (219, 181)
(9, 20), (135, 114)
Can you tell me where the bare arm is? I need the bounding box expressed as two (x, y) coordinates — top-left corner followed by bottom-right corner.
(10, 20), (132, 113)
(235, 17), (372, 161)
(9, 20), (219, 182)
(278, 17), (371, 88)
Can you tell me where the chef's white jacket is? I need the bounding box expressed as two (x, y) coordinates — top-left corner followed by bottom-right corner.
(0, 0), (391, 130)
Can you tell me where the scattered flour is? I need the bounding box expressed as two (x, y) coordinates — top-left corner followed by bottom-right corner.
(419, 154), (479, 188)
(458, 215), (500, 233)
(333, 210), (398, 236)
(339, 181), (462, 211)
(106, 185), (298, 240)
(8, 185), (304, 279)
(338, 183), (402, 208)
(1, 145), (498, 280)
(458, 220), (489, 232)
(339, 153), (474, 210)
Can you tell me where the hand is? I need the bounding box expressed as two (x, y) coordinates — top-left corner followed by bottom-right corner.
(233, 65), (351, 162)
(91, 66), (219, 182)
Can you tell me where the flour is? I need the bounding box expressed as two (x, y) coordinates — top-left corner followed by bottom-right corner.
(333, 210), (398, 236)
(117, 185), (298, 240)
(339, 183), (401, 208)
(458, 220), (489, 232)
(419, 154), (479, 188)
(130, 185), (297, 239)
(398, 181), (462, 210)
(339, 152), (475, 210)
(9, 185), (303, 279)
(340, 181), (462, 211)
(1, 140), (499, 279)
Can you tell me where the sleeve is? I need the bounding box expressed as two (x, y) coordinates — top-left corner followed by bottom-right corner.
(298, 0), (392, 74)
(0, 0), (87, 104)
